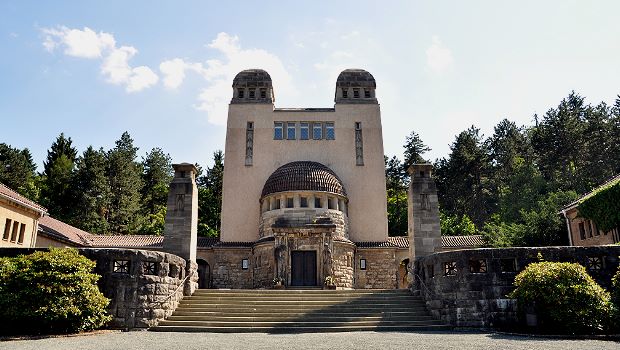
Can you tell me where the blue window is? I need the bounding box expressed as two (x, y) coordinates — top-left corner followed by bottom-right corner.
(313, 123), (322, 140)
(325, 122), (335, 140)
(287, 122), (296, 140)
(300, 122), (309, 140)
(274, 122), (283, 140)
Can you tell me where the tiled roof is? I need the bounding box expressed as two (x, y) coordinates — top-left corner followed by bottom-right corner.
(562, 173), (620, 211)
(197, 237), (220, 248)
(388, 236), (409, 248)
(355, 241), (399, 248)
(261, 161), (347, 198)
(89, 235), (163, 248)
(38, 216), (93, 246)
(441, 235), (484, 248)
(0, 183), (47, 214)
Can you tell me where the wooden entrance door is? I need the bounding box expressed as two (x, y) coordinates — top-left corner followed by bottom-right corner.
(291, 251), (317, 286)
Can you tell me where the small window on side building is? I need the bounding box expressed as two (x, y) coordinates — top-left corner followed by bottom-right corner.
(342, 89), (348, 98)
(579, 222), (586, 240)
(2, 219), (11, 240)
(314, 197), (322, 208)
(260, 88), (267, 99)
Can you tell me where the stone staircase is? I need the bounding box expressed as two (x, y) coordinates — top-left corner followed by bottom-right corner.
(151, 289), (448, 332)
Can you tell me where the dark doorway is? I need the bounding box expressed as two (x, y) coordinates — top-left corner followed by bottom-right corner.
(291, 251), (317, 286)
(197, 259), (210, 289)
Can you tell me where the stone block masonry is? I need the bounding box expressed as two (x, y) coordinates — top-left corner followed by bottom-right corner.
(414, 246), (620, 329)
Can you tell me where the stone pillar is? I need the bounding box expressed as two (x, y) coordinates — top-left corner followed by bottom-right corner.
(163, 163), (198, 263)
(408, 164), (441, 259)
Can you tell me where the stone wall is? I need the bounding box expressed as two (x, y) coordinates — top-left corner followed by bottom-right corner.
(260, 207), (348, 239)
(211, 247), (253, 288)
(332, 241), (355, 288)
(79, 248), (189, 329)
(253, 241), (275, 288)
(355, 247), (398, 289)
(0, 247), (191, 330)
(414, 246), (620, 328)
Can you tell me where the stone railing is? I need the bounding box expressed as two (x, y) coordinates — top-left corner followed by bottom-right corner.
(413, 246), (620, 328)
(0, 248), (197, 330)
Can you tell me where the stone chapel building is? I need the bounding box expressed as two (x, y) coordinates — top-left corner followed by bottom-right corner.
(198, 68), (409, 289)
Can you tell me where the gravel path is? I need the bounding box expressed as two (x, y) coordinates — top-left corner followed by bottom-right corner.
(1, 331), (618, 350)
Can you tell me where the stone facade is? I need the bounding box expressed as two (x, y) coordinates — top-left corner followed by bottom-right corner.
(408, 164), (441, 259)
(163, 163), (198, 264)
(210, 247), (253, 289)
(355, 247), (398, 289)
(414, 246), (620, 328)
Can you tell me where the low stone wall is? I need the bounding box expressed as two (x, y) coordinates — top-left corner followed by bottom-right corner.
(0, 247), (192, 330)
(414, 246), (620, 328)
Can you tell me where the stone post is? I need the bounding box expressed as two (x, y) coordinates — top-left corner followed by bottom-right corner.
(408, 164), (441, 260)
(163, 163), (198, 294)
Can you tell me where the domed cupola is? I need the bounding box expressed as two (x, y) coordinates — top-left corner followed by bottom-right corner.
(261, 161), (347, 198)
(231, 69), (274, 104)
(335, 69), (377, 104)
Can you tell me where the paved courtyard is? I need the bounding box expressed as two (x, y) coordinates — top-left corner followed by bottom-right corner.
(1, 331), (618, 350)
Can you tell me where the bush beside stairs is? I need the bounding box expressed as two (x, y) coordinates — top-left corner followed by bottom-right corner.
(151, 289), (449, 333)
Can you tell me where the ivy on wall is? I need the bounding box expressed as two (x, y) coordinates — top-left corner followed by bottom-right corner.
(578, 177), (620, 232)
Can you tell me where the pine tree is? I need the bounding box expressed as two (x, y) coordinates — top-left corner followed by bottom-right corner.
(403, 131), (431, 171)
(435, 126), (493, 228)
(41, 133), (77, 220)
(71, 147), (110, 234)
(0, 144), (39, 200)
(106, 132), (144, 234)
(385, 156), (407, 236)
(139, 148), (173, 235)
(197, 151), (224, 236)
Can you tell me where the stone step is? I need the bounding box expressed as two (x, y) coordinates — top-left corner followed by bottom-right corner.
(152, 324), (452, 333)
(192, 289), (411, 295)
(183, 295), (420, 302)
(172, 310), (429, 317)
(157, 320), (446, 328)
(151, 289), (445, 333)
(166, 315), (436, 322)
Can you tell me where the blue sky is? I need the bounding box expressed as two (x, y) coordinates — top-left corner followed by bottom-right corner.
(2, 1), (620, 169)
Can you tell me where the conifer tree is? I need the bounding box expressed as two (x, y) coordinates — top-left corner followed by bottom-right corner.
(139, 148), (172, 235)
(71, 147), (110, 234)
(402, 131), (431, 171)
(0, 144), (38, 200)
(106, 132), (143, 234)
(41, 133), (77, 220)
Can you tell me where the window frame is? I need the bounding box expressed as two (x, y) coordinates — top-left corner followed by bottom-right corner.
(287, 122), (296, 140)
(274, 122), (283, 140)
(313, 122), (323, 140)
(325, 122), (335, 140)
(300, 122), (310, 140)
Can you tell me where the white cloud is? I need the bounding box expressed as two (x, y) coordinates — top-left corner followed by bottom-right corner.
(161, 32), (294, 125)
(426, 36), (454, 74)
(42, 26), (157, 92)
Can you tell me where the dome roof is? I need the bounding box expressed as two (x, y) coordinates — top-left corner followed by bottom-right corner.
(232, 69), (272, 87)
(336, 69), (376, 88)
(261, 161), (347, 198)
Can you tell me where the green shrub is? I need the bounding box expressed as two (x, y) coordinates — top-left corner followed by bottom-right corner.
(0, 248), (111, 334)
(612, 266), (620, 331)
(508, 261), (612, 334)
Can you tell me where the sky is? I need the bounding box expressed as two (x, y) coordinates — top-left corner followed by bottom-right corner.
(2, 1), (620, 169)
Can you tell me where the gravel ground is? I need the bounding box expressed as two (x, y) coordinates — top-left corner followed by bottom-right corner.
(1, 331), (618, 350)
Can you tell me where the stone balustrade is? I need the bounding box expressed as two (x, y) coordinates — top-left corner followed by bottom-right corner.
(413, 246), (620, 328)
